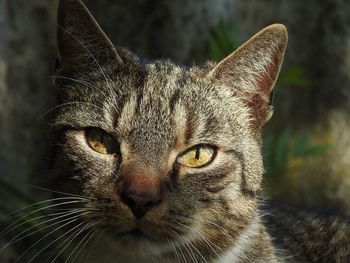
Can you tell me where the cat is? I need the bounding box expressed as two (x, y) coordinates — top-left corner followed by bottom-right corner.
(47, 0), (350, 262)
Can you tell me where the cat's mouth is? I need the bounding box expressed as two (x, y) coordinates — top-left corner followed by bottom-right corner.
(111, 227), (174, 256)
(119, 228), (157, 243)
(124, 229), (149, 239)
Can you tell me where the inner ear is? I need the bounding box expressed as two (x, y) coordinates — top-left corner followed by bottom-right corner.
(250, 52), (282, 124)
(209, 24), (288, 127)
(257, 54), (281, 95)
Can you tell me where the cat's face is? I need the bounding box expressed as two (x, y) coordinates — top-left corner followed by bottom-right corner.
(52, 0), (287, 259)
(53, 60), (260, 255)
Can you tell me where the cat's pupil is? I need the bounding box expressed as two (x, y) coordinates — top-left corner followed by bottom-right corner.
(195, 147), (200, 160)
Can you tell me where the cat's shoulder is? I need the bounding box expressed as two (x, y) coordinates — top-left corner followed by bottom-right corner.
(261, 200), (350, 262)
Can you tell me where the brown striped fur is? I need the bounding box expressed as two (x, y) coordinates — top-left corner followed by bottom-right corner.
(50, 0), (350, 262)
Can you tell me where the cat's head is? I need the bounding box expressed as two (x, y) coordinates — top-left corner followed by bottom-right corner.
(52, 0), (287, 259)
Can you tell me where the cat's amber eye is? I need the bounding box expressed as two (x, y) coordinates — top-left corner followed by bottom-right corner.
(85, 128), (118, 155)
(177, 145), (216, 168)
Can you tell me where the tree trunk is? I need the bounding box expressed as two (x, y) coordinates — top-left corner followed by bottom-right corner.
(0, 0), (57, 196)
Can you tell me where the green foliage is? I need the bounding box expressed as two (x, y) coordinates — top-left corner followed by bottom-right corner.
(263, 130), (332, 179)
(276, 66), (313, 89)
(209, 20), (239, 62)
(0, 178), (45, 233)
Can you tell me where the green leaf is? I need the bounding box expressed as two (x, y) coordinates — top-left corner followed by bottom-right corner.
(209, 20), (239, 62)
(277, 66), (313, 88)
(302, 144), (332, 156)
(209, 39), (222, 61)
(290, 132), (310, 157)
(275, 129), (291, 167)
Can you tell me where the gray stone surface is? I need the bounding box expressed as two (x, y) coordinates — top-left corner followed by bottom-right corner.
(0, 0), (57, 196)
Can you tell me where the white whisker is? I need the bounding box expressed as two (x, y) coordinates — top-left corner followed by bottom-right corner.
(167, 237), (181, 263)
(1, 208), (87, 241)
(166, 227), (188, 263)
(1, 209), (91, 252)
(76, 229), (105, 263)
(37, 101), (104, 120)
(51, 221), (92, 263)
(0, 198), (90, 238)
(29, 186), (94, 200)
(69, 220), (104, 263)
(176, 221), (208, 263)
(26, 219), (86, 263)
(55, 23), (115, 99)
(19, 209), (93, 263)
(46, 75), (96, 89)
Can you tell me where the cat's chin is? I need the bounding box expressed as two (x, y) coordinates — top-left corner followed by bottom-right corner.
(108, 228), (171, 257)
(119, 229), (156, 243)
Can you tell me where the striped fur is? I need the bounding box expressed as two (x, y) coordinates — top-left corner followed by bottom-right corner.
(50, 1), (350, 262)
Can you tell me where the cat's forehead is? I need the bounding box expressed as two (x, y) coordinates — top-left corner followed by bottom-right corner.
(110, 61), (247, 156)
(116, 61), (207, 122)
(114, 62), (205, 151)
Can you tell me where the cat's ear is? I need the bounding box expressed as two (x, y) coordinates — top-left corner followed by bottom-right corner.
(56, 0), (122, 72)
(209, 24), (288, 127)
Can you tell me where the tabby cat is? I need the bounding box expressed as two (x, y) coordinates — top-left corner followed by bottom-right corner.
(49, 0), (350, 262)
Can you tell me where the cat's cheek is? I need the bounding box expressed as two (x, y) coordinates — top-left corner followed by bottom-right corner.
(62, 130), (120, 194)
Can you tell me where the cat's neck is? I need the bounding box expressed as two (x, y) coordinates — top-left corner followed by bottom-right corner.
(165, 214), (278, 263)
(83, 214), (278, 263)
(213, 215), (278, 263)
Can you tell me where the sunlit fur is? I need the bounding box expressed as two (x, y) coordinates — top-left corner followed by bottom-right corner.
(52, 57), (272, 262)
(50, 0), (287, 262)
(1, 2), (349, 261)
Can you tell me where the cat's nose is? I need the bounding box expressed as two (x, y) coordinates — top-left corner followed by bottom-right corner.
(120, 167), (162, 219)
(121, 190), (162, 219)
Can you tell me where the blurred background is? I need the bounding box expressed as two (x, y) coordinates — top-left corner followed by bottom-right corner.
(1, 0), (350, 244)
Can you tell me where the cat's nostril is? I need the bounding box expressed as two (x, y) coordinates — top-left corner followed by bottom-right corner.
(121, 191), (162, 219)
(145, 200), (156, 209)
(122, 195), (136, 210)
